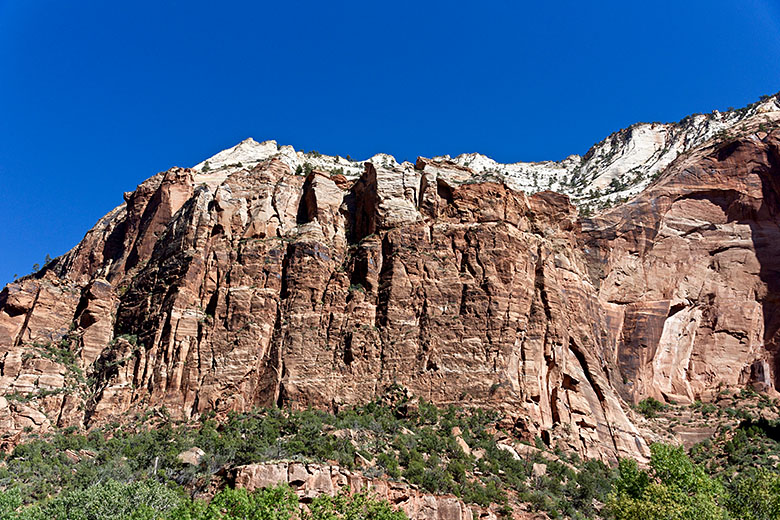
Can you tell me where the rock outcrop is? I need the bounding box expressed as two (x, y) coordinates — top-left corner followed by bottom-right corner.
(184, 96), (780, 214)
(233, 461), (506, 520)
(2, 98), (780, 470)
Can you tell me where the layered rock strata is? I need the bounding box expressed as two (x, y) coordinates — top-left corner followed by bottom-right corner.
(2, 121), (780, 467)
(583, 131), (780, 405)
(0, 156), (645, 461)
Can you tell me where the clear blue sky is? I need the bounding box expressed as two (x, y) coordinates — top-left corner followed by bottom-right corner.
(1, 0), (780, 286)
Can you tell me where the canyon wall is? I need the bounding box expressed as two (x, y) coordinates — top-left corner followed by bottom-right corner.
(2, 122), (780, 463)
(583, 132), (780, 405)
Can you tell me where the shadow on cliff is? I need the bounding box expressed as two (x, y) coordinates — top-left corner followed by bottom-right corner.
(751, 140), (780, 388)
(592, 135), (780, 396)
(631, 136), (780, 391)
(717, 137), (780, 389)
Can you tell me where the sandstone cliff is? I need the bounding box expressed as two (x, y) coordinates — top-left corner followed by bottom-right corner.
(2, 97), (780, 466)
(186, 95), (780, 213)
(583, 130), (780, 406)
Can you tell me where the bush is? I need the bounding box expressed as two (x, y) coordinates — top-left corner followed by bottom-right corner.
(607, 444), (728, 520)
(305, 490), (408, 520)
(177, 486), (298, 520)
(5, 394), (780, 520)
(725, 468), (780, 520)
(1, 479), (183, 520)
(636, 398), (667, 418)
(1, 483), (409, 520)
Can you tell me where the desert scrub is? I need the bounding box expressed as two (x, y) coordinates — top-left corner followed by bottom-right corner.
(636, 397), (667, 418)
(0, 482), (408, 520)
(4, 389), (780, 519)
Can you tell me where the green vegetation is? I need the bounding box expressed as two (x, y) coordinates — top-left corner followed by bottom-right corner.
(607, 444), (728, 520)
(608, 436), (780, 520)
(1, 387), (780, 519)
(614, 389), (780, 520)
(295, 162), (314, 176)
(725, 469), (780, 520)
(0, 483), (405, 520)
(636, 397), (667, 418)
(691, 417), (780, 477)
(0, 390), (613, 518)
(691, 399), (718, 417)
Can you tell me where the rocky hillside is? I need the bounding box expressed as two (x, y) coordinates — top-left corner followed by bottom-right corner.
(1, 93), (780, 469)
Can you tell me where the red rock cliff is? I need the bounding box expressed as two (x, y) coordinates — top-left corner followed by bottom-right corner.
(583, 131), (780, 405)
(3, 129), (780, 461)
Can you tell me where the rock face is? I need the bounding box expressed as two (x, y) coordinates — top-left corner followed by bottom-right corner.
(0, 157), (645, 461)
(583, 131), (780, 405)
(2, 98), (780, 468)
(232, 461), (503, 520)
(448, 96), (780, 210)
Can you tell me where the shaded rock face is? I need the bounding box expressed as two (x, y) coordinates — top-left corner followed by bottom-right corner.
(3, 130), (780, 463)
(583, 132), (780, 404)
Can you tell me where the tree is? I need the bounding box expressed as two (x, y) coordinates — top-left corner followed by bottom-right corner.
(204, 486), (298, 520)
(304, 491), (408, 520)
(0, 488), (23, 519)
(726, 468), (780, 520)
(607, 444), (729, 520)
(18, 479), (183, 520)
(636, 398), (667, 418)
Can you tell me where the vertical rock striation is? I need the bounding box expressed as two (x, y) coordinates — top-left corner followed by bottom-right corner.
(0, 156), (646, 460)
(2, 108), (780, 464)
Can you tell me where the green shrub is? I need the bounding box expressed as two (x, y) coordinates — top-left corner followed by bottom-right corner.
(607, 444), (728, 520)
(725, 468), (780, 520)
(636, 397), (667, 418)
(4, 393), (780, 520)
(305, 490), (407, 520)
(2, 480), (183, 520)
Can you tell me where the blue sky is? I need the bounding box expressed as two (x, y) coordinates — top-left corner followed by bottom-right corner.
(1, 0), (780, 286)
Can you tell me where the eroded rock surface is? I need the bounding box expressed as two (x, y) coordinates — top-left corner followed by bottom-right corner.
(584, 132), (780, 405)
(3, 121), (780, 467)
(233, 461), (544, 520)
(0, 156), (645, 461)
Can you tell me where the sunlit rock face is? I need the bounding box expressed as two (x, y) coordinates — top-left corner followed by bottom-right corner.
(583, 131), (780, 406)
(233, 461), (509, 520)
(2, 96), (780, 463)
